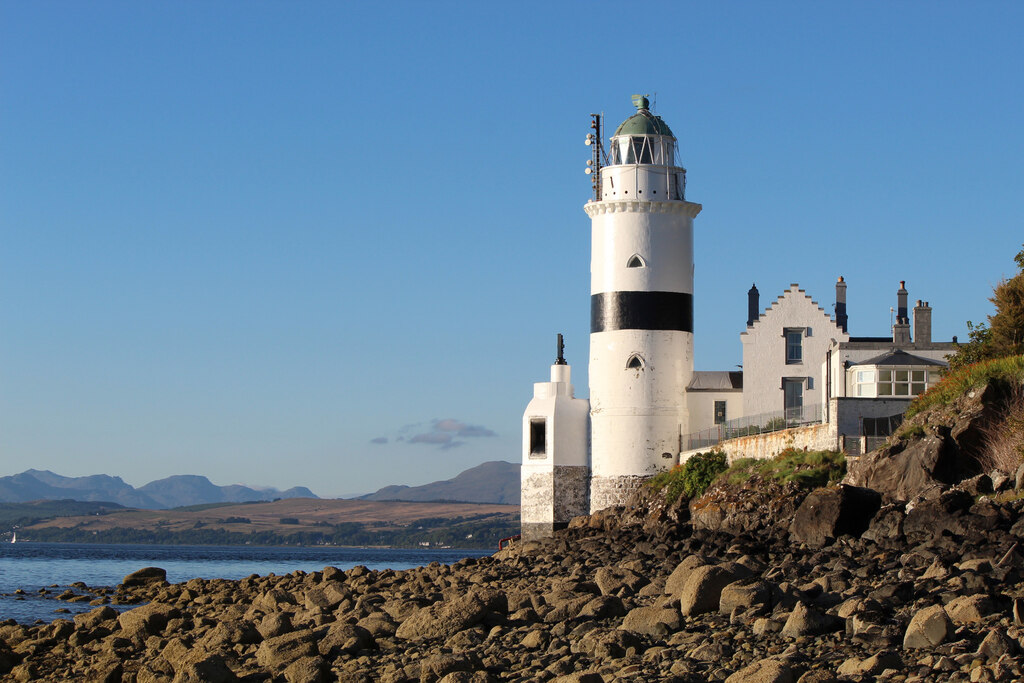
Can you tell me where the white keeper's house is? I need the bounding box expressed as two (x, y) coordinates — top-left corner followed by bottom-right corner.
(520, 96), (956, 540)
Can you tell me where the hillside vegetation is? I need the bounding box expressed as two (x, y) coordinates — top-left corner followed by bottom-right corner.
(17, 498), (520, 549)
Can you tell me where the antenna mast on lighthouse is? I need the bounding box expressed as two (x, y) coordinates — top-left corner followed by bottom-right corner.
(585, 113), (606, 201)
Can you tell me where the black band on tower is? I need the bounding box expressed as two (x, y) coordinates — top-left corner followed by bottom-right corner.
(591, 291), (693, 333)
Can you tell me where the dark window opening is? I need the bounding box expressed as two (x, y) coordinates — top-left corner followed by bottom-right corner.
(714, 401), (727, 425)
(626, 355), (644, 370)
(529, 418), (546, 457)
(626, 254), (645, 268)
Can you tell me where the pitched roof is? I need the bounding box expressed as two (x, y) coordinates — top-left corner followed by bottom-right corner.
(687, 371), (743, 391)
(851, 349), (948, 367)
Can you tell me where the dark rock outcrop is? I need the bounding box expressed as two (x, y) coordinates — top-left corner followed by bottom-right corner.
(845, 380), (1016, 502)
(789, 485), (882, 547)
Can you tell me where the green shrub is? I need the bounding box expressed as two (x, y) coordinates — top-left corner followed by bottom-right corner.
(649, 450), (728, 503)
(648, 466), (686, 503)
(717, 448), (846, 491)
(680, 451), (728, 498)
(906, 355), (1024, 418)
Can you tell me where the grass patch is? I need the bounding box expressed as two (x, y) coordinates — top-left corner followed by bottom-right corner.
(906, 355), (1024, 418)
(649, 450), (728, 503)
(716, 448), (847, 491)
(993, 489), (1024, 504)
(896, 424), (926, 440)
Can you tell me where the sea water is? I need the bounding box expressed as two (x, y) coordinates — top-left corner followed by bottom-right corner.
(0, 542), (490, 624)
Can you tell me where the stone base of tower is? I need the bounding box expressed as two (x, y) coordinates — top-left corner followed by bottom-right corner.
(520, 465), (590, 541)
(521, 521), (571, 542)
(589, 474), (649, 514)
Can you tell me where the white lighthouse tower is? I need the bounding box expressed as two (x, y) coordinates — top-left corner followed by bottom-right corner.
(586, 95), (702, 512)
(521, 334), (591, 540)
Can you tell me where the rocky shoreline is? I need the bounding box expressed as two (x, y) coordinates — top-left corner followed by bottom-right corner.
(1, 472), (1023, 683)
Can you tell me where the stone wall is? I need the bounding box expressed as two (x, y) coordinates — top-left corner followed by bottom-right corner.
(590, 474), (648, 514)
(521, 466), (589, 541)
(831, 397), (912, 436)
(679, 422), (836, 464)
(553, 466), (590, 523)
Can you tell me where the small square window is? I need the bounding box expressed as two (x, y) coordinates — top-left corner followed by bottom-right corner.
(912, 370), (925, 382)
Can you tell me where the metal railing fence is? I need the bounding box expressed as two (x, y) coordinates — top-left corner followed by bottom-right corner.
(682, 403), (825, 451)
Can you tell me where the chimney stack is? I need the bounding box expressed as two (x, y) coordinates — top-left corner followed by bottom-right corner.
(897, 281), (909, 324)
(893, 280), (911, 345)
(747, 284), (760, 327)
(914, 300), (932, 345)
(835, 276), (848, 332)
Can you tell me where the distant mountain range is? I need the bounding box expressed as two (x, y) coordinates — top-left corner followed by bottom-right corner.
(0, 460), (521, 509)
(0, 470), (317, 510)
(358, 461), (519, 505)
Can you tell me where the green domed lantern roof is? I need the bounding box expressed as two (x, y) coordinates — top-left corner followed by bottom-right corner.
(613, 95), (674, 138)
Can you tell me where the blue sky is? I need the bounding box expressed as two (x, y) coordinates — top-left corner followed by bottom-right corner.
(2, 2), (1021, 497)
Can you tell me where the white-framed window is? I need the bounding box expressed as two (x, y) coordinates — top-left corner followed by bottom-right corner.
(714, 401), (727, 425)
(851, 366), (943, 398)
(784, 329), (803, 364)
(783, 378), (804, 417)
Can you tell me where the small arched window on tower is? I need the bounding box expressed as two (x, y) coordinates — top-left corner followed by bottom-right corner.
(626, 254), (646, 268)
(626, 354), (645, 370)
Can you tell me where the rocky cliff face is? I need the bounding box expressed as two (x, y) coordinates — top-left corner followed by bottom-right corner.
(846, 379), (1022, 503)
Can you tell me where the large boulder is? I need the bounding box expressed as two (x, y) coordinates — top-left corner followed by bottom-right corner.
(679, 565), (740, 617)
(845, 435), (956, 503)
(724, 659), (794, 683)
(664, 555), (709, 596)
(620, 606), (681, 636)
(122, 567), (167, 587)
(256, 630), (319, 670)
(720, 579), (775, 615)
(789, 485), (882, 546)
(903, 489), (974, 543)
(780, 602), (841, 638)
(594, 566), (648, 596)
(903, 604), (953, 649)
(395, 594), (488, 641)
(117, 603), (179, 639)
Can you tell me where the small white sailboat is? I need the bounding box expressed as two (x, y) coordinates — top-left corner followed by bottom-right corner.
(10, 531), (16, 544)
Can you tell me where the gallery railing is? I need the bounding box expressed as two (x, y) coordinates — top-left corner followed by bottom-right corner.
(682, 403), (825, 451)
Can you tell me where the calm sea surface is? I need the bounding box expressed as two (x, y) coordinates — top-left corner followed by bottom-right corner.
(0, 542), (490, 624)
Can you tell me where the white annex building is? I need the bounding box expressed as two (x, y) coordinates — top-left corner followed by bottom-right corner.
(520, 97), (956, 540)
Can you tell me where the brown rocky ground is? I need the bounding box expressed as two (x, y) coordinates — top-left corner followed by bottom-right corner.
(3, 475), (1024, 682)
(4, 379), (1023, 681)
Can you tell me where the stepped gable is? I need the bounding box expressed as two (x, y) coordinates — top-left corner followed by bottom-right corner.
(740, 283), (842, 336)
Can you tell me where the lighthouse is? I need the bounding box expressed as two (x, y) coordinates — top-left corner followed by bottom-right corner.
(587, 95), (702, 512)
